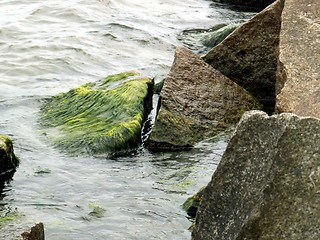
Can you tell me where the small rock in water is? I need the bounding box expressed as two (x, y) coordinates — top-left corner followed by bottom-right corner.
(21, 222), (45, 240)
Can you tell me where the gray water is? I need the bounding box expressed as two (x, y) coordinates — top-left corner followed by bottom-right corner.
(0, 0), (254, 239)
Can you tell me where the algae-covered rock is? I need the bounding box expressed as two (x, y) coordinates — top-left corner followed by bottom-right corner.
(201, 23), (241, 48)
(183, 187), (206, 218)
(147, 47), (260, 151)
(0, 134), (19, 182)
(40, 71), (154, 156)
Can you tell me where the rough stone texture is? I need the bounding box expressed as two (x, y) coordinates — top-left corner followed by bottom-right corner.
(21, 223), (45, 240)
(203, 0), (284, 113)
(147, 47), (260, 150)
(276, 0), (320, 117)
(0, 134), (19, 183)
(211, 0), (276, 9)
(192, 110), (320, 240)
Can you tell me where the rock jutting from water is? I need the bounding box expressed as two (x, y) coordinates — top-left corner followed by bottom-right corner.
(21, 223), (45, 240)
(40, 71), (154, 157)
(203, 0), (284, 114)
(182, 187), (206, 219)
(147, 47), (260, 151)
(276, 0), (320, 117)
(201, 23), (241, 49)
(192, 110), (320, 240)
(0, 134), (19, 183)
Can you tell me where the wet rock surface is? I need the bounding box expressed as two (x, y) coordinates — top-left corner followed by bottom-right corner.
(192, 111), (320, 240)
(0, 135), (19, 183)
(21, 223), (45, 240)
(40, 71), (154, 157)
(148, 47), (260, 151)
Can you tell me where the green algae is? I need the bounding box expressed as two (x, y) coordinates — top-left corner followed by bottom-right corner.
(0, 135), (19, 176)
(0, 207), (21, 228)
(182, 186), (206, 218)
(40, 71), (154, 156)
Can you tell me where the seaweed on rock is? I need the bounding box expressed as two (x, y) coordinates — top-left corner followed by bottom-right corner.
(0, 135), (19, 184)
(40, 71), (154, 156)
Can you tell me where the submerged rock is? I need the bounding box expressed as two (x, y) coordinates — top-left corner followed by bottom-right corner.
(201, 23), (241, 48)
(203, 0), (284, 113)
(40, 71), (154, 156)
(0, 134), (19, 183)
(182, 187), (206, 218)
(211, 0), (276, 9)
(276, 0), (320, 117)
(192, 110), (320, 240)
(147, 47), (260, 151)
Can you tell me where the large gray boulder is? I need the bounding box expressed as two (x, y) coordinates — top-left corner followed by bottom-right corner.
(276, 0), (320, 117)
(192, 110), (320, 240)
(147, 47), (260, 151)
(203, 0), (284, 113)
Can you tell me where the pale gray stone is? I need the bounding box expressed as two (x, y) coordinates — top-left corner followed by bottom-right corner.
(192, 110), (320, 240)
(276, 0), (320, 117)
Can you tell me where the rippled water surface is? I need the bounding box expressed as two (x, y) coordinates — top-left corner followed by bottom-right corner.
(0, 0), (254, 238)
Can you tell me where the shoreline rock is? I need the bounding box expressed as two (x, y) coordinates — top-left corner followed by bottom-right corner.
(276, 0), (320, 117)
(21, 222), (45, 240)
(203, 0), (284, 114)
(147, 47), (260, 151)
(0, 134), (19, 183)
(192, 110), (320, 239)
(40, 71), (154, 157)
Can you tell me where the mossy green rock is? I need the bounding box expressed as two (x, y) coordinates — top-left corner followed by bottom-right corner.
(0, 134), (19, 181)
(201, 23), (240, 48)
(40, 71), (154, 156)
(183, 187), (206, 218)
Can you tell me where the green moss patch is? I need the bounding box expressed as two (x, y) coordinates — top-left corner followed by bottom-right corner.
(182, 186), (206, 218)
(0, 135), (19, 178)
(40, 71), (154, 156)
(0, 207), (21, 228)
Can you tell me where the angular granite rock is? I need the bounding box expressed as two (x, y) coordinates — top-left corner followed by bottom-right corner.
(0, 134), (19, 182)
(40, 71), (154, 156)
(203, 0), (284, 113)
(192, 110), (320, 240)
(147, 47), (260, 150)
(276, 0), (320, 117)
